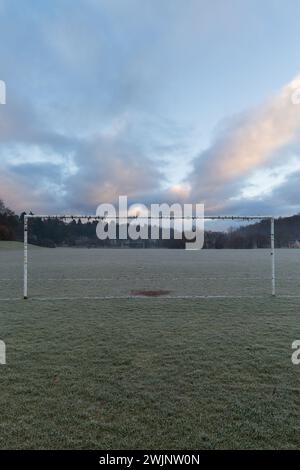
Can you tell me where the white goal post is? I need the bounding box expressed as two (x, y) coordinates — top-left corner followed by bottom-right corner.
(23, 214), (276, 299)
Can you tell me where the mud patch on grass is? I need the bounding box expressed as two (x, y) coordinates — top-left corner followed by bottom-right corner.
(130, 289), (171, 297)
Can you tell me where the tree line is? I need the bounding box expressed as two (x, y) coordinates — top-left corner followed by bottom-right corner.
(1, 199), (300, 248)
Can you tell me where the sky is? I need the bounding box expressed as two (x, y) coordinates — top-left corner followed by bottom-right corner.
(1, 0), (300, 216)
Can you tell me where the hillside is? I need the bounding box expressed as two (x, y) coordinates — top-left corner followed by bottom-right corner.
(233, 215), (300, 248)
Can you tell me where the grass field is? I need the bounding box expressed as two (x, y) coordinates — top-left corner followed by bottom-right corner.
(1, 244), (300, 449)
(0, 241), (26, 250)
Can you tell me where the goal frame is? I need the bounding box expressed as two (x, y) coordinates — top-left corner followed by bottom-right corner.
(23, 214), (276, 299)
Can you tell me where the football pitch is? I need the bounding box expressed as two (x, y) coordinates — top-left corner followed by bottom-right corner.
(1, 244), (300, 449)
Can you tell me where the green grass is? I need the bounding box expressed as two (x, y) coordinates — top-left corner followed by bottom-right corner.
(0, 241), (24, 250)
(0, 241), (38, 250)
(1, 248), (300, 449)
(1, 297), (300, 449)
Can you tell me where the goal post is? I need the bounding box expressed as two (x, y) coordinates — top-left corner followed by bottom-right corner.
(23, 214), (276, 299)
(24, 215), (28, 299)
(271, 217), (275, 297)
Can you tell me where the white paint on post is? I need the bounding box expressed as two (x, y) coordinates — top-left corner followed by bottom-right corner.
(24, 216), (28, 299)
(271, 217), (276, 296)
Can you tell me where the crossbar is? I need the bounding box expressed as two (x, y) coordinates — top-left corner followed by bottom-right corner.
(25, 214), (272, 220)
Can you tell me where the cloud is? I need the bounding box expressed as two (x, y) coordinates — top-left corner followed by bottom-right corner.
(188, 74), (300, 212)
(0, 97), (167, 213)
(65, 133), (165, 212)
(221, 168), (300, 216)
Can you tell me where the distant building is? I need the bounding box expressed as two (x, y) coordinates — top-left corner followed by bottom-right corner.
(288, 240), (300, 248)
